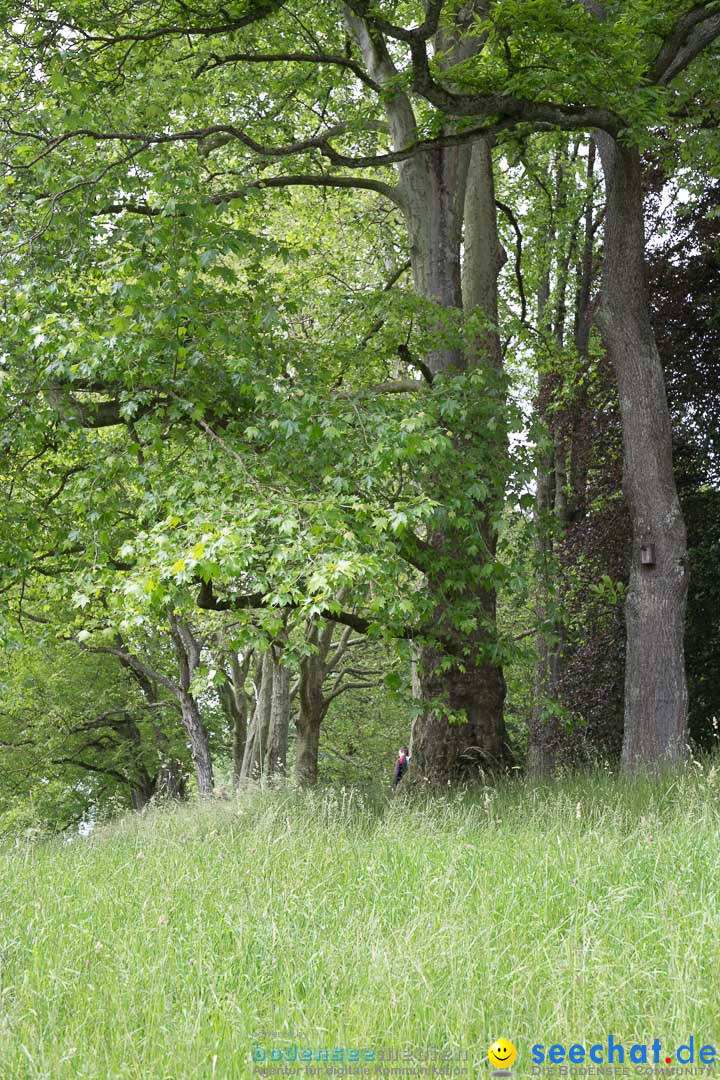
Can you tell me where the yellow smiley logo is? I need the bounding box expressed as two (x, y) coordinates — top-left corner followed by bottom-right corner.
(488, 1039), (517, 1070)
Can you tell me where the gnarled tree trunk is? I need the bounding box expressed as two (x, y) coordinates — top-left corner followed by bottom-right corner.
(177, 692), (214, 796)
(294, 620), (375, 786)
(115, 642), (189, 800)
(241, 651), (272, 781)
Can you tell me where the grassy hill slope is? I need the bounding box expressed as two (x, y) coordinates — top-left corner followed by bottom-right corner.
(2, 772), (720, 1079)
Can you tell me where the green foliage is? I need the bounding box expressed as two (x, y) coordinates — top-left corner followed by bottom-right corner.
(319, 671), (413, 786)
(587, 573), (627, 607)
(0, 639), (188, 830)
(1, 0), (719, 802)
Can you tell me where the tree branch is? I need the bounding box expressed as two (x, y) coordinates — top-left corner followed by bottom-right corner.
(327, 623), (355, 673)
(65, 0), (288, 48)
(50, 757), (129, 786)
(495, 199), (527, 325)
(31, 115), (617, 202)
(196, 579), (415, 639)
(324, 679), (379, 704)
(344, 0), (443, 44)
(251, 173), (402, 207)
(75, 638), (178, 695)
(651, 4), (720, 85)
(194, 49), (382, 92)
(405, 36), (622, 134)
(343, 4), (418, 151)
(349, 378), (426, 395)
(103, 171), (404, 217)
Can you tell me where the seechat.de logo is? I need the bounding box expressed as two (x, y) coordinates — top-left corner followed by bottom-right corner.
(531, 1037), (717, 1068)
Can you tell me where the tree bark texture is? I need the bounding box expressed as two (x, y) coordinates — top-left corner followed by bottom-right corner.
(596, 134), (689, 770)
(168, 613), (215, 796)
(240, 647), (290, 782)
(296, 643), (328, 787)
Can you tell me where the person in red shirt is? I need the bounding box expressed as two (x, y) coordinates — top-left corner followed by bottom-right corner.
(392, 746), (410, 792)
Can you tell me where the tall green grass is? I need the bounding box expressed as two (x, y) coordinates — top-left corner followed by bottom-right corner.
(2, 768), (720, 1079)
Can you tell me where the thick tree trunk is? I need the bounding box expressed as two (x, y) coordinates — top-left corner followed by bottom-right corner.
(408, 138), (511, 782)
(116, 709), (158, 810)
(596, 134), (689, 770)
(231, 685), (248, 786)
(462, 138), (505, 370)
(413, 640), (508, 780)
(130, 774), (155, 811)
(240, 647), (290, 782)
(296, 651), (326, 787)
(295, 716), (321, 787)
(294, 619), (360, 787)
(265, 655), (290, 778)
(115, 642), (188, 799)
(402, 148), (469, 371)
(346, 12), (510, 783)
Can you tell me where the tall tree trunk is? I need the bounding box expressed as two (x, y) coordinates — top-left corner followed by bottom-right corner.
(296, 651), (326, 787)
(346, 10), (510, 782)
(294, 619), (360, 787)
(240, 647), (289, 782)
(596, 134), (689, 769)
(265, 650), (290, 778)
(463, 138), (505, 371)
(119, 712), (159, 810)
(231, 653), (250, 785)
(168, 613), (215, 796)
(295, 712), (322, 787)
(402, 148), (469, 370)
(410, 136), (510, 783)
(115, 640), (188, 798)
(241, 651), (273, 781)
(128, 753), (157, 811)
(400, 136), (511, 782)
(239, 643), (289, 781)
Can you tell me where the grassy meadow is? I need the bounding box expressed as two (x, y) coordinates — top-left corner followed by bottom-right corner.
(2, 769), (720, 1079)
